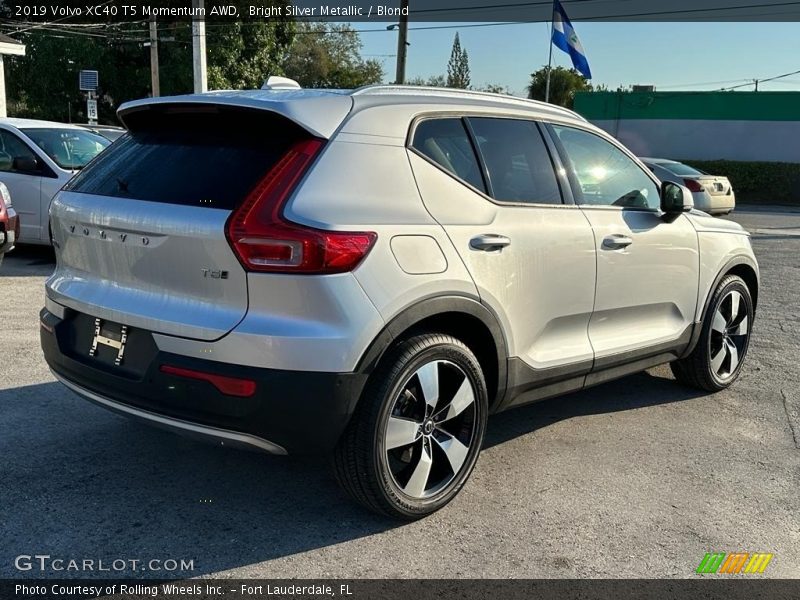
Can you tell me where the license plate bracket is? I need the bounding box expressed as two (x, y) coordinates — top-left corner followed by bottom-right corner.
(89, 318), (129, 366)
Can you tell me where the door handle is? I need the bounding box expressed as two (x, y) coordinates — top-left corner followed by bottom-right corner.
(602, 234), (633, 250)
(470, 234), (511, 251)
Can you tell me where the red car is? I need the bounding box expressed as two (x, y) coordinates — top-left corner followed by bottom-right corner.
(0, 182), (19, 266)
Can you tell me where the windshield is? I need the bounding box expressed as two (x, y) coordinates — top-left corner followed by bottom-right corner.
(660, 161), (704, 177)
(21, 128), (110, 170)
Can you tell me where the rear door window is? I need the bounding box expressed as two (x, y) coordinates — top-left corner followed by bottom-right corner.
(64, 107), (306, 210)
(468, 117), (562, 205)
(411, 118), (486, 193)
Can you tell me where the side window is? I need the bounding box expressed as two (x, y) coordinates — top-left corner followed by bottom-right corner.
(0, 130), (38, 173)
(411, 118), (486, 193)
(468, 117), (562, 205)
(551, 125), (659, 210)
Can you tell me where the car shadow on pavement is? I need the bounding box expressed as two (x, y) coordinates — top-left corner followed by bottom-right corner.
(1, 370), (704, 578)
(0, 245), (55, 277)
(0, 382), (398, 579)
(484, 369), (705, 449)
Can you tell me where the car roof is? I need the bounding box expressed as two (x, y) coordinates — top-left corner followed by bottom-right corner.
(639, 157), (681, 165)
(118, 85), (587, 139)
(350, 85), (585, 120)
(0, 117), (87, 130)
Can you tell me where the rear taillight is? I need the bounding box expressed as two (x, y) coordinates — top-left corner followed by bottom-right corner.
(160, 364), (256, 398)
(226, 139), (376, 274)
(683, 178), (704, 193)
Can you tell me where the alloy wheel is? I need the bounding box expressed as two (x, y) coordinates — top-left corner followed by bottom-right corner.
(383, 360), (478, 499)
(709, 289), (750, 380)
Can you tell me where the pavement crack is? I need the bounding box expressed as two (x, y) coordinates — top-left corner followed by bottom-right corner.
(781, 389), (800, 449)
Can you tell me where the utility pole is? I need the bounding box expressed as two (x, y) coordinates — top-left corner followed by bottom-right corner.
(394, 0), (409, 84)
(149, 15), (160, 97)
(754, 79), (759, 91)
(192, 0), (207, 93)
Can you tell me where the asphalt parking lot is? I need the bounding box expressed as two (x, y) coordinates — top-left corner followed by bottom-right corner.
(1, 206), (798, 579)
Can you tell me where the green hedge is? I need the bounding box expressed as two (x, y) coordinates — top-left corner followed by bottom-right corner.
(679, 160), (800, 206)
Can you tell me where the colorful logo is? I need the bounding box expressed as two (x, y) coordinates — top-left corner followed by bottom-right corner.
(696, 552), (773, 574)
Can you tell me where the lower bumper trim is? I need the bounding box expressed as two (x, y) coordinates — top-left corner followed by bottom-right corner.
(52, 370), (288, 455)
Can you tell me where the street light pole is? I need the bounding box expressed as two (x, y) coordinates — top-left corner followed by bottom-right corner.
(192, 0), (207, 93)
(149, 15), (160, 97)
(394, 0), (409, 84)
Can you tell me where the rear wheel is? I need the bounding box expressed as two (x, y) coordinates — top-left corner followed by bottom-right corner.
(334, 333), (488, 519)
(671, 275), (753, 391)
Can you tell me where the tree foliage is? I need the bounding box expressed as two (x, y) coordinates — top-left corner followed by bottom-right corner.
(282, 22), (383, 89)
(4, 16), (383, 123)
(479, 83), (511, 95)
(446, 33), (470, 89)
(207, 20), (295, 90)
(526, 66), (593, 108)
(406, 74), (447, 87)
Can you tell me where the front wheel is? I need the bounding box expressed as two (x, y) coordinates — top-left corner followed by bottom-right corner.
(671, 274), (753, 391)
(334, 333), (488, 519)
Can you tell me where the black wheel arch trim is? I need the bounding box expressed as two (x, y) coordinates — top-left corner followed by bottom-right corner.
(355, 294), (509, 409)
(681, 254), (758, 359)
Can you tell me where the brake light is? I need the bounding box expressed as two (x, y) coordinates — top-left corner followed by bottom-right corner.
(226, 139), (377, 274)
(683, 178), (704, 193)
(160, 365), (256, 398)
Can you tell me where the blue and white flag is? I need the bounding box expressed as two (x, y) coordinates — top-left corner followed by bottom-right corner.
(552, 0), (592, 79)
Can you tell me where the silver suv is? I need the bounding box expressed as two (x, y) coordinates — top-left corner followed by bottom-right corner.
(41, 85), (758, 519)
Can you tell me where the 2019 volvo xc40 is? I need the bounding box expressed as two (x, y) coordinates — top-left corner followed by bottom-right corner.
(41, 83), (758, 519)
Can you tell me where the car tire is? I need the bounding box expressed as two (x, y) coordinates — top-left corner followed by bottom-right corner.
(671, 274), (753, 392)
(334, 333), (488, 520)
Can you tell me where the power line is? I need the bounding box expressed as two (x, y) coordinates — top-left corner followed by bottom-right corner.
(3, 0), (800, 43)
(719, 68), (800, 90)
(657, 78), (754, 89)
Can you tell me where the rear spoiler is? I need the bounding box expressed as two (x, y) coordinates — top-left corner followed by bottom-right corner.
(117, 90), (353, 140)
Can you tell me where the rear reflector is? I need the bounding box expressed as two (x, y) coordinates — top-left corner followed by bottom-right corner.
(160, 364), (256, 398)
(226, 139), (376, 274)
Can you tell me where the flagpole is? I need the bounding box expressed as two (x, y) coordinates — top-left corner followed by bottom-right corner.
(544, 0), (555, 103)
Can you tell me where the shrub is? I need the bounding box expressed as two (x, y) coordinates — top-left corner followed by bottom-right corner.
(680, 160), (800, 206)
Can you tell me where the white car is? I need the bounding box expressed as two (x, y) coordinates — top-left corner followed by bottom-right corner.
(0, 118), (110, 244)
(640, 158), (735, 216)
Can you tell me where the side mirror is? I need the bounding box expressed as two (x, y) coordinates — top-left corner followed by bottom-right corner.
(13, 156), (40, 173)
(660, 181), (693, 214)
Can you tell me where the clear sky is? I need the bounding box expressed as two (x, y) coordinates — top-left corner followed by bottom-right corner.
(356, 22), (800, 95)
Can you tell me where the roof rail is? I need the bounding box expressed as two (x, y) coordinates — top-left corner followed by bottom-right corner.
(351, 85), (585, 121)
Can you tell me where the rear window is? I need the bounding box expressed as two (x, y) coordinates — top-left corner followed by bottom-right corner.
(65, 106), (307, 210)
(659, 161), (704, 177)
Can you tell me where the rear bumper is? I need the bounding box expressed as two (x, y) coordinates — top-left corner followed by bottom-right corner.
(41, 308), (369, 455)
(692, 190), (735, 214)
(0, 222), (15, 254)
(52, 371), (288, 454)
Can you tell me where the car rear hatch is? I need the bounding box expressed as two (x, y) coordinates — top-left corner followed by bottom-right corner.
(47, 95), (351, 341)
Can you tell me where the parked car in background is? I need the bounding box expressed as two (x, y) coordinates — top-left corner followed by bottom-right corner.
(76, 124), (126, 142)
(0, 181), (19, 266)
(41, 84), (758, 519)
(640, 158), (735, 215)
(0, 119), (110, 244)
